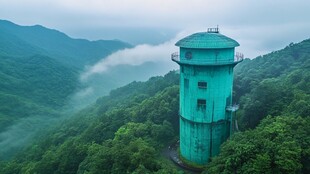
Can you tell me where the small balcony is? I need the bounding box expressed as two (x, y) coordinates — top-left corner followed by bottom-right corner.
(171, 52), (243, 66)
(171, 52), (179, 60)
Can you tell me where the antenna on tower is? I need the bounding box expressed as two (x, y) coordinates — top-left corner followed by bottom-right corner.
(207, 26), (219, 33)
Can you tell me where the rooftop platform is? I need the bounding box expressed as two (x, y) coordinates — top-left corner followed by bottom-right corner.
(171, 52), (243, 66)
(175, 31), (239, 49)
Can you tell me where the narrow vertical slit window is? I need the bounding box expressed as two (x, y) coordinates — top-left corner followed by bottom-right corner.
(184, 78), (189, 89)
(184, 78), (189, 114)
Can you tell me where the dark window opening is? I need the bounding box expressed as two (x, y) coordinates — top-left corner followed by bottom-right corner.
(198, 81), (207, 89)
(197, 99), (206, 110)
(185, 51), (192, 59)
(184, 78), (189, 89)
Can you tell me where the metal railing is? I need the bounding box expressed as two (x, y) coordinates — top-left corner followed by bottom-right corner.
(207, 27), (219, 33)
(171, 52), (179, 60)
(235, 52), (244, 62)
(171, 52), (244, 65)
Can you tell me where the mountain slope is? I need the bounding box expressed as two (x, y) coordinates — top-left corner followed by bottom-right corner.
(0, 20), (132, 67)
(0, 72), (181, 173)
(0, 55), (78, 108)
(1, 36), (309, 173)
(204, 39), (310, 173)
(0, 28), (309, 173)
(234, 39), (310, 101)
(0, 54), (78, 133)
(234, 39), (310, 129)
(0, 19), (133, 135)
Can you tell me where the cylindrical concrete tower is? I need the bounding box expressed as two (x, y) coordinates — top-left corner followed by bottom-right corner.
(172, 28), (242, 165)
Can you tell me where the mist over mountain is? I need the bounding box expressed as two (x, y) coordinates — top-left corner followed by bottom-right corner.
(0, 20), (132, 68)
(0, 18), (309, 173)
(0, 20), (133, 158)
(0, 37), (309, 173)
(0, 20), (179, 159)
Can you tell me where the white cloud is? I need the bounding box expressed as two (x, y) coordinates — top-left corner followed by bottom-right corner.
(80, 33), (187, 80)
(74, 87), (94, 98)
(0, 0), (309, 57)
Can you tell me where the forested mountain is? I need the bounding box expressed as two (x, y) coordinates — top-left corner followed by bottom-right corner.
(0, 20), (131, 67)
(234, 39), (310, 129)
(0, 38), (309, 173)
(206, 39), (310, 173)
(0, 72), (181, 173)
(0, 20), (171, 118)
(205, 39), (310, 174)
(0, 20), (133, 159)
(0, 54), (78, 133)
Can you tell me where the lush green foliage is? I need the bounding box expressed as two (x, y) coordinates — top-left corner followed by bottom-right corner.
(0, 72), (182, 173)
(0, 20), (309, 173)
(0, 55), (78, 108)
(206, 116), (310, 174)
(206, 39), (310, 173)
(0, 19), (131, 136)
(234, 39), (310, 129)
(0, 54), (77, 133)
(0, 20), (131, 67)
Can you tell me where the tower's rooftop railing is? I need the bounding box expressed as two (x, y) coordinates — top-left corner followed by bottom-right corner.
(171, 52), (243, 66)
(207, 27), (219, 33)
(171, 52), (179, 61)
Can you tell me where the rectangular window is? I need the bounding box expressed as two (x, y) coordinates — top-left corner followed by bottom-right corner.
(193, 67), (197, 76)
(184, 78), (189, 89)
(197, 99), (206, 110)
(198, 81), (207, 89)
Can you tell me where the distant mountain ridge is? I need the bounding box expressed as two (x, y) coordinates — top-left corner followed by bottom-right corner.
(1, 37), (309, 173)
(0, 19), (132, 137)
(0, 19), (309, 173)
(0, 19), (132, 68)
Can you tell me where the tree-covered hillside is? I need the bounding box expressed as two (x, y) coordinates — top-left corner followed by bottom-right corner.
(234, 39), (310, 129)
(0, 54), (78, 132)
(0, 35), (309, 173)
(1, 38), (309, 173)
(0, 20), (133, 158)
(206, 39), (310, 173)
(0, 72), (181, 173)
(0, 20), (132, 68)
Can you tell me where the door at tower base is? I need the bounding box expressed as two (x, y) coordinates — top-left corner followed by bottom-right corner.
(179, 117), (230, 165)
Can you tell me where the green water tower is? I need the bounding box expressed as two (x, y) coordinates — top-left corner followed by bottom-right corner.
(172, 28), (243, 165)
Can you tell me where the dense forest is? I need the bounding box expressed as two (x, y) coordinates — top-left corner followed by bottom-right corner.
(0, 20), (132, 160)
(0, 20), (132, 68)
(0, 72), (181, 173)
(0, 21), (131, 129)
(0, 20), (173, 123)
(207, 40), (310, 173)
(0, 37), (309, 173)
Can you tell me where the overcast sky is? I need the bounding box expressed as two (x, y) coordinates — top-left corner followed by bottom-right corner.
(1, 0), (310, 58)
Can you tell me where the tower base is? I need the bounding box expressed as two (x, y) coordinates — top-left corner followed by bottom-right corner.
(180, 115), (230, 165)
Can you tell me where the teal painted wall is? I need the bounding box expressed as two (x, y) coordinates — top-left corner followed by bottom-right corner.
(178, 47), (236, 165)
(180, 65), (233, 123)
(180, 48), (235, 64)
